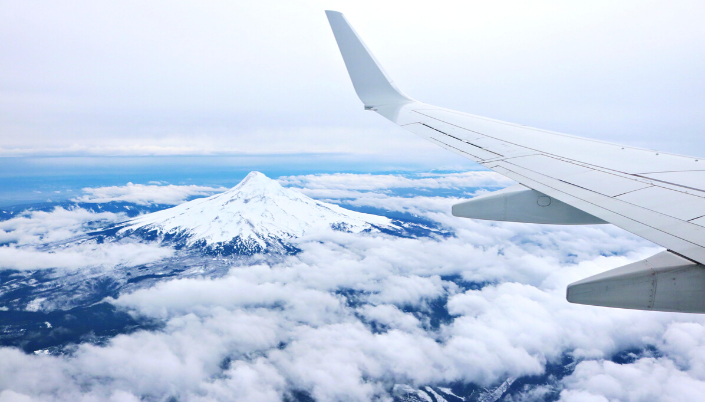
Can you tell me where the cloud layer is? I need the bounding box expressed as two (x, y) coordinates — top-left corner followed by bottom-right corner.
(2, 172), (705, 401)
(278, 171), (514, 191)
(0, 207), (172, 272)
(0, 207), (120, 245)
(74, 182), (227, 206)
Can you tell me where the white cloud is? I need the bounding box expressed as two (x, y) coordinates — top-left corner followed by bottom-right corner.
(278, 171), (519, 226)
(112, 273), (347, 327)
(74, 182), (227, 206)
(367, 275), (449, 307)
(342, 194), (460, 215)
(356, 304), (422, 333)
(558, 358), (705, 402)
(0, 241), (174, 272)
(0, 207), (121, 245)
(0, 207), (172, 273)
(279, 171), (513, 191)
(279, 171), (514, 213)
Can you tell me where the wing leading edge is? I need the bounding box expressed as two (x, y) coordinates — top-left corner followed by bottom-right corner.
(325, 11), (705, 313)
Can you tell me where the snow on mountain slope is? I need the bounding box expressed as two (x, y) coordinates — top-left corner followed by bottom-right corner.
(115, 172), (395, 254)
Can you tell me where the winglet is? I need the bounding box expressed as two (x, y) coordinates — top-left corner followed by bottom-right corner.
(325, 10), (412, 109)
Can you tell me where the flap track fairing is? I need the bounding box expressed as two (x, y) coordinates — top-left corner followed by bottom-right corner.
(452, 184), (606, 225)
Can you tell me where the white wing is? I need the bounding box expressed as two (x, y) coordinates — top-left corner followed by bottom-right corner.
(326, 10), (705, 313)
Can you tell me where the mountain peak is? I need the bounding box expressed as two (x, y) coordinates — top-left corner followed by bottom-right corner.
(116, 172), (394, 255)
(237, 171), (270, 187)
(223, 171), (285, 196)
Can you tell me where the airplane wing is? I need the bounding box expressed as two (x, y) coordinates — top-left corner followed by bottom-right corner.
(325, 10), (705, 313)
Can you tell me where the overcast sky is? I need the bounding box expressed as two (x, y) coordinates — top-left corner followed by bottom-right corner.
(2, 0), (705, 164)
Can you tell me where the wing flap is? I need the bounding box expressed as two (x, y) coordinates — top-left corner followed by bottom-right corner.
(640, 171), (705, 192)
(507, 156), (654, 197)
(617, 186), (705, 221)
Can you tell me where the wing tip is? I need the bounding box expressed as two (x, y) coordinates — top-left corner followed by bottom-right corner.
(324, 9), (411, 108)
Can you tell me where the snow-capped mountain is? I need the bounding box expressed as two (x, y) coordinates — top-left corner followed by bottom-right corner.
(112, 172), (396, 255)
